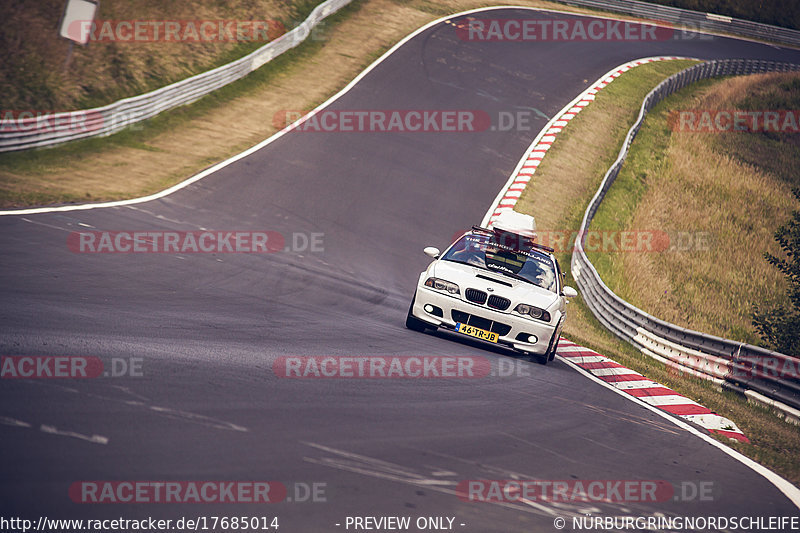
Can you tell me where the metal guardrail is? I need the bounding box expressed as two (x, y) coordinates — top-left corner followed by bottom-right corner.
(558, 0), (800, 48)
(571, 58), (800, 418)
(3, 0), (800, 153)
(0, 0), (353, 153)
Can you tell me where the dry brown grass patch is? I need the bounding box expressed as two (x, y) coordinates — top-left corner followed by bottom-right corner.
(618, 74), (798, 343)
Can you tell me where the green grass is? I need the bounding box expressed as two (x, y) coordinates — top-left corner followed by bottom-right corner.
(715, 76), (800, 189)
(0, 0), (368, 182)
(0, 0), (332, 111)
(515, 60), (800, 486)
(583, 79), (715, 314)
(2, 0), (799, 486)
(588, 72), (797, 345)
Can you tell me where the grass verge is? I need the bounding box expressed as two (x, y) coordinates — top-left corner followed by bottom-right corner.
(0, 0), (597, 208)
(0, 0), (324, 111)
(587, 73), (799, 346)
(0, 0), (729, 209)
(515, 62), (800, 486)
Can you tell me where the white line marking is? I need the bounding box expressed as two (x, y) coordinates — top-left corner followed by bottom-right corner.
(0, 415), (32, 428)
(2, 0), (796, 511)
(606, 380), (664, 390)
(588, 367), (641, 377)
(557, 345), (600, 354)
(683, 413), (744, 431)
(557, 355), (800, 508)
(3, 415), (108, 444)
(472, 35), (797, 503)
(637, 395), (703, 407)
(481, 55), (697, 227)
(40, 424), (109, 445)
(2, 5), (770, 218)
(558, 355), (608, 364)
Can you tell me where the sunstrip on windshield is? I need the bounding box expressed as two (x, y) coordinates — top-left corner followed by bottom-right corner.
(470, 225), (555, 254)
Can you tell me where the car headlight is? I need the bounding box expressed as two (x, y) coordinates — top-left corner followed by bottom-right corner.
(514, 303), (551, 322)
(424, 277), (460, 295)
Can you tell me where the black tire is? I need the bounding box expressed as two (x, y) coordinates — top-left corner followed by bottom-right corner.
(539, 323), (562, 364)
(547, 335), (560, 362)
(405, 294), (431, 332)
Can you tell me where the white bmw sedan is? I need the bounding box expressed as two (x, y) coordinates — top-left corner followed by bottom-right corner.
(406, 225), (578, 364)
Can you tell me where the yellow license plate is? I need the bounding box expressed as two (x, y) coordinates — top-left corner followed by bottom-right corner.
(455, 323), (498, 343)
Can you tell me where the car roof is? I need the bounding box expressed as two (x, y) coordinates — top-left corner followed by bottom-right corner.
(467, 225), (556, 256)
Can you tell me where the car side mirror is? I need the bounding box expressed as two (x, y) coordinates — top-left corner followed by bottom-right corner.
(562, 286), (578, 298)
(423, 246), (440, 259)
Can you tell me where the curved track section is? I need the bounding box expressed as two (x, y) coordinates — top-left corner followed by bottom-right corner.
(2, 7), (800, 531)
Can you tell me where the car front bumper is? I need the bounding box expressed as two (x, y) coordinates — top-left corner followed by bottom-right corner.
(412, 285), (557, 355)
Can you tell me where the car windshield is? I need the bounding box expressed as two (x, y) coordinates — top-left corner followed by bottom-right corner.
(442, 233), (558, 292)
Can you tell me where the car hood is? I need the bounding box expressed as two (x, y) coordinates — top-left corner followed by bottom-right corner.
(430, 260), (559, 309)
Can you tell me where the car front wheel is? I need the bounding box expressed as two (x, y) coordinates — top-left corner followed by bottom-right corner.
(406, 293), (432, 332)
(537, 326), (561, 365)
(546, 335), (560, 362)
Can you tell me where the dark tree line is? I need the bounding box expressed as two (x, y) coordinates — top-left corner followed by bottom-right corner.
(752, 188), (800, 356)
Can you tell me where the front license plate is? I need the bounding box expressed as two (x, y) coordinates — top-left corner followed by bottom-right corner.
(455, 323), (498, 343)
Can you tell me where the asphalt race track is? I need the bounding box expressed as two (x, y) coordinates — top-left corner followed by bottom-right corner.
(2, 7), (800, 532)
